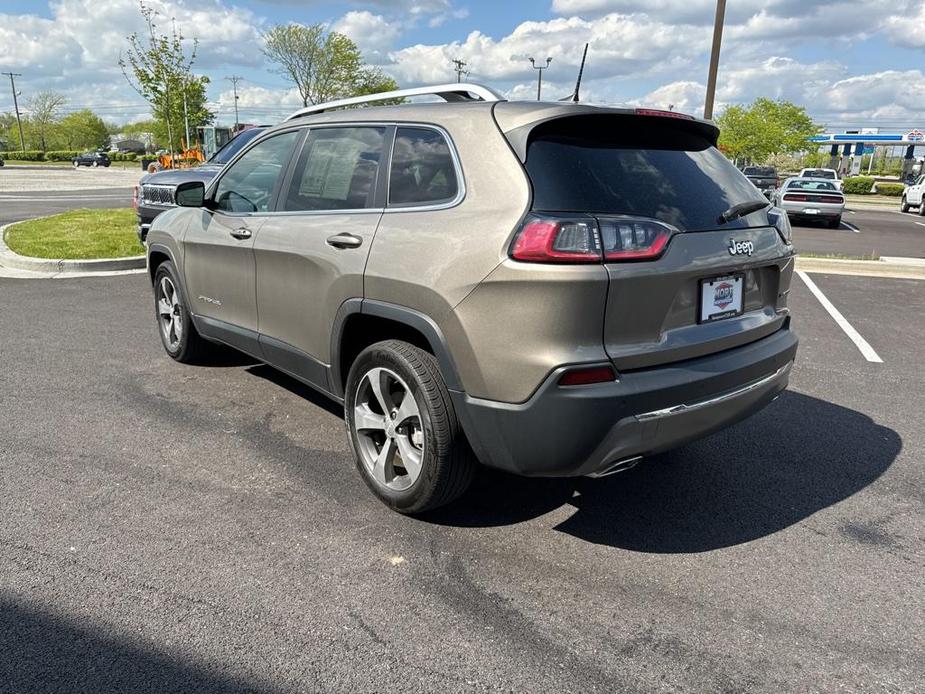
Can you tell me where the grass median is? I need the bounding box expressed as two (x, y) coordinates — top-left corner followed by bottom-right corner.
(3, 208), (144, 260)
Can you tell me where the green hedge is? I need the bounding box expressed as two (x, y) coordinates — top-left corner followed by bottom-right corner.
(45, 150), (81, 161)
(0, 150), (45, 161)
(875, 183), (904, 197)
(109, 152), (138, 161)
(842, 176), (875, 195)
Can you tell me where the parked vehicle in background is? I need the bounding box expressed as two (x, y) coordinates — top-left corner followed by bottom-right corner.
(72, 151), (111, 168)
(0, 155), (4, 167)
(743, 166), (779, 198)
(900, 174), (925, 215)
(134, 126), (268, 242)
(798, 167), (841, 190)
(145, 83), (797, 513)
(773, 177), (845, 228)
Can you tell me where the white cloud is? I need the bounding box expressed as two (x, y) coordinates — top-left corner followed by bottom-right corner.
(630, 81), (706, 114)
(332, 11), (402, 59)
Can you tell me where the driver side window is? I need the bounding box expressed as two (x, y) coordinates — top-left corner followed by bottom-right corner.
(214, 131), (299, 213)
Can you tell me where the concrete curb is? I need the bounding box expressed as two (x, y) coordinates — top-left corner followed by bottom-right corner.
(0, 221), (145, 274)
(796, 256), (925, 280)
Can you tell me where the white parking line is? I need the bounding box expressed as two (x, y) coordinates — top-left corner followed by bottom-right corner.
(841, 220), (860, 233)
(796, 270), (883, 363)
(916, 222), (925, 228)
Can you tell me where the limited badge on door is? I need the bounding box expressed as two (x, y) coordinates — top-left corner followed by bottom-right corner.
(699, 274), (744, 322)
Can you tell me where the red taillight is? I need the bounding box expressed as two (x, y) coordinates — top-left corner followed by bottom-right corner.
(132, 184), (139, 209)
(511, 215), (676, 264)
(819, 195), (844, 204)
(634, 108), (695, 121)
(783, 193), (807, 202)
(510, 216), (601, 263)
(598, 217), (675, 262)
(558, 365), (616, 386)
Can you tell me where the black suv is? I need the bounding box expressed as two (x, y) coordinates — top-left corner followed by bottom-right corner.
(73, 151), (111, 168)
(742, 166), (779, 197)
(134, 127), (267, 242)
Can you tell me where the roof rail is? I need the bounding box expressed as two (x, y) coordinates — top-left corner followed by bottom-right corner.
(285, 83), (505, 120)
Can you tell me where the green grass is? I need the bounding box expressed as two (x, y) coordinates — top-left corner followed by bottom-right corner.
(4, 208), (144, 259)
(844, 193), (901, 205)
(2, 159), (141, 169)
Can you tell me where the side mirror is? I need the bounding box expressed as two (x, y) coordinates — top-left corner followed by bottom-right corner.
(175, 180), (206, 207)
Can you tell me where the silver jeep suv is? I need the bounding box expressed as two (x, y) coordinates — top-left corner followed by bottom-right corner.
(146, 83), (798, 513)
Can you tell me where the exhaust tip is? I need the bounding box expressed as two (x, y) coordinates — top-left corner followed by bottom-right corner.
(587, 456), (642, 479)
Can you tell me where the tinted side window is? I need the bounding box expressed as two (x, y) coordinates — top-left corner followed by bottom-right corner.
(214, 131), (299, 213)
(283, 127), (386, 211)
(389, 127), (459, 206)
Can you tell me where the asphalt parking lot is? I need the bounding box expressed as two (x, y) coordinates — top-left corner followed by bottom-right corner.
(1, 265), (923, 691)
(793, 206), (925, 259)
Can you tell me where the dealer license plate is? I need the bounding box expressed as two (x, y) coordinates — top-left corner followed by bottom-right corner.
(700, 274), (744, 323)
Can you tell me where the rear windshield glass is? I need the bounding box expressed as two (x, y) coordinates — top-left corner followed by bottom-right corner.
(743, 166), (775, 176)
(788, 179), (837, 191)
(525, 117), (766, 231)
(802, 169), (835, 179)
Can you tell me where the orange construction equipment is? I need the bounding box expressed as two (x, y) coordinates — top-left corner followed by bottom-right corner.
(157, 139), (206, 169)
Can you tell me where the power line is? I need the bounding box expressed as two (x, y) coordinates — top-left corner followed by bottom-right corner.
(2, 72), (25, 152)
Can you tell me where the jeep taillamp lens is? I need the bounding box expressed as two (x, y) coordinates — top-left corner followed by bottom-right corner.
(767, 207), (792, 245)
(510, 214), (601, 263)
(597, 217), (677, 262)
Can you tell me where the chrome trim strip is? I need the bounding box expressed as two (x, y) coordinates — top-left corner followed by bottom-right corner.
(635, 361), (792, 421)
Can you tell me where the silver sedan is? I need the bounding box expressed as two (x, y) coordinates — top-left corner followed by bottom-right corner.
(773, 177), (846, 229)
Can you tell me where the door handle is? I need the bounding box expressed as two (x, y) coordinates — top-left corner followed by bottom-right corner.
(326, 233), (363, 249)
(229, 227), (252, 240)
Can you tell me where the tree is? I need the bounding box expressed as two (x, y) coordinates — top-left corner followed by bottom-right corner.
(262, 23), (398, 107)
(58, 110), (110, 150)
(28, 91), (66, 152)
(717, 98), (819, 163)
(119, 1), (213, 154)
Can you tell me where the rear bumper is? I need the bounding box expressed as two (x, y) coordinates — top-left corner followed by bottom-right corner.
(452, 322), (797, 477)
(779, 202), (843, 219)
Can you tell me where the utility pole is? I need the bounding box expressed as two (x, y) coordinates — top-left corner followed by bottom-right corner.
(703, 0), (726, 120)
(2, 72), (25, 152)
(226, 75), (242, 133)
(451, 59), (468, 83)
(529, 57), (552, 101)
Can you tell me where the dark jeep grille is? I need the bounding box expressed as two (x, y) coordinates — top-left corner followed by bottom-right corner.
(141, 185), (175, 206)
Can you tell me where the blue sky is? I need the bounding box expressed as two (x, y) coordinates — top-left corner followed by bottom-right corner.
(1, 0), (924, 131)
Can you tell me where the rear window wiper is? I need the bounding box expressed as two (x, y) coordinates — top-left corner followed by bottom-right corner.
(719, 199), (769, 224)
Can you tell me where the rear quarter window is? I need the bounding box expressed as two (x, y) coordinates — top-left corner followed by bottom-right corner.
(524, 116), (766, 231)
(388, 127), (459, 207)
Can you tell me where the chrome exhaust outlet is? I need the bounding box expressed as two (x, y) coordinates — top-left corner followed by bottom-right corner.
(587, 456), (642, 479)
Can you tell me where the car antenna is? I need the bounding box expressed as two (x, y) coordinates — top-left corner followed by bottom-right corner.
(560, 43), (589, 102)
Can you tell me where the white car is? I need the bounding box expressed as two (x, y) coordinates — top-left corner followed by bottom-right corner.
(773, 177), (846, 228)
(799, 168), (842, 191)
(901, 174), (925, 215)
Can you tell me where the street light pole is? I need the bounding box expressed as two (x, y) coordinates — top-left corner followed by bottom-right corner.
(529, 57), (552, 101)
(226, 75), (242, 133)
(703, 0), (726, 120)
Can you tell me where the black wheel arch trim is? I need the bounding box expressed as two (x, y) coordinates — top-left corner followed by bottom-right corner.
(329, 298), (463, 397)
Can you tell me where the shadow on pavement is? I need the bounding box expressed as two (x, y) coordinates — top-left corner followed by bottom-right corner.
(0, 598), (276, 694)
(425, 391), (901, 553)
(245, 364), (344, 418)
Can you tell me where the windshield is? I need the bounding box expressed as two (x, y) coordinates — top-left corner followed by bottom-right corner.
(744, 167), (775, 176)
(210, 128), (264, 165)
(802, 169), (835, 179)
(788, 179), (837, 191)
(525, 116), (767, 231)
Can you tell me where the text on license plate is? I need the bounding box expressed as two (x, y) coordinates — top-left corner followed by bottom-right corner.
(700, 274), (744, 322)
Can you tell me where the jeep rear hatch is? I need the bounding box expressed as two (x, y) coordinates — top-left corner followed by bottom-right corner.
(501, 108), (793, 371)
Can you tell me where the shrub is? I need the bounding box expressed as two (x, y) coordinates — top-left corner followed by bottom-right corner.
(842, 176), (875, 195)
(875, 183), (905, 197)
(45, 150), (81, 161)
(110, 152), (138, 161)
(0, 150), (45, 161)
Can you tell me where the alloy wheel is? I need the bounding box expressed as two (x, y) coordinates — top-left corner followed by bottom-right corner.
(353, 367), (425, 492)
(156, 276), (183, 351)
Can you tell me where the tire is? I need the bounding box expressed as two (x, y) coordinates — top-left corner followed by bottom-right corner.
(919, 201), (925, 217)
(92, 161), (98, 167)
(153, 260), (211, 363)
(344, 340), (475, 514)
(72, 160), (79, 168)
(901, 197), (910, 213)
(828, 215), (842, 229)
